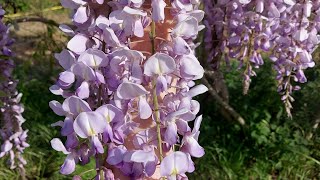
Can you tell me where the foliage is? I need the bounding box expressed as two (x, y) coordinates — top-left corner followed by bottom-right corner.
(0, 0), (60, 14)
(190, 61), (320, 179)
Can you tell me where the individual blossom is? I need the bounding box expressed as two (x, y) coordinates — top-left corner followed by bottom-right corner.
(160, 151), (194, 179)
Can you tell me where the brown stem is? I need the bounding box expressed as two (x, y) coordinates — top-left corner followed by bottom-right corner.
(10, 17), (61, 27)
(202, 76), (246, 126)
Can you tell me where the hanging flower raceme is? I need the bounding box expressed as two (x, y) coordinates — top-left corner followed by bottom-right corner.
(204, 0), (320, 116)
(0, 7), (29, 174)
(50, 0), (206, 179)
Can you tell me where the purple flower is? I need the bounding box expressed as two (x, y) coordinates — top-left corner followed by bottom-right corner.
(160, 151), (193, 179)
(180, 115), (205, 158)
(151, 0), (167, 22)
(0, 6), (28, 173)
(51, 0), (206, 178)
(73, 111), (106, 153)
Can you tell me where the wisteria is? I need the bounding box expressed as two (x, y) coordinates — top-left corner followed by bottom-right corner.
(50, 0), (206, 179)
(204, 0), (320, 116)
(0, 7), (29, 175)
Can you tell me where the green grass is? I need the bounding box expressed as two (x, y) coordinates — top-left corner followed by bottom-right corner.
(0, 0), (61, 14)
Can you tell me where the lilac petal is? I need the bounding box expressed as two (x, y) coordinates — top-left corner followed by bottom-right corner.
(113, 130), (125, 144)
(73, 6), (89, 24)
(59, 24), (75, 36)
(76, 81), (90, 99)
(122, 7), (146, 37)
(164, 122), (178, 145)
(62, 117), (74, 136)
(96, 0), (104, 4)
(104, 168), (115, 179)
(284, 0), (295, 6)
(103, 27), (121, 47)
(55, 49), (76, 70)
(1, 140), (13, 152)
(239, 0), (251, 4)
(187, 153), (195, 173)
(78, 49), (108, 68)
(151, 0), (166, 22)
(120, 162), (133, 176)
(187, 10), (205, 22)
(71, 62), (96, 81)
(176, 119), (191, 134)
(156, 75), (168, 94)
(123, 6), (147, 17)
(304, 2), (312, 17)
(192, 115), (202, 134)
(134, 19), (144, 37)
(296, 69), (307, 83)
(190, 100), (200, 115)
(268, 2), (280, 18)
(49, 85), (64, 96)
(49, 100), (65, 116)
(160, 151), (189, 176)
(60, 154), (76, 175)
(187, 84), (208, 97)
(165, 108), (189, 121)
(107, 146), (127, 165)
(67, 34), (89, 54)
(102, 124), (113, 143)
(132, 162), (144, 177)
(62, 96), (91, 116)
(124, 150), (155, 163)
(59, 71), (75, 85)
(96, 15), (109, 29)
(133, 128), (157, 148)
(66, 133), (79, 149)
(144, 53), (176, 76)
(173, 17), (198, 38)
(116, 81), (149, 99)
(180, 54), (204, 80)
(256, 0), (264, 13)
(51, 138), (69, 154)
(131, 60), (143, 83)
(181, 137), (205, 158)
(95, 104), (124, 124)
(138, 95), (152, 119)
(173, 37), (190, 55)
(92, 136), (104, 153)
(73, 111), (106, 138)
(123, 16), (135, 37)
(293, 28), (309, 42)
(95, 71), (106, 84)
(145, 160), (157, 177)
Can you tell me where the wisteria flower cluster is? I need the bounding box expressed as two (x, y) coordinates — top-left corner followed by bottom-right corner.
(204, 0), (320, 116)
(50, 0), (207, 179)
(0, 7), (29, 174)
